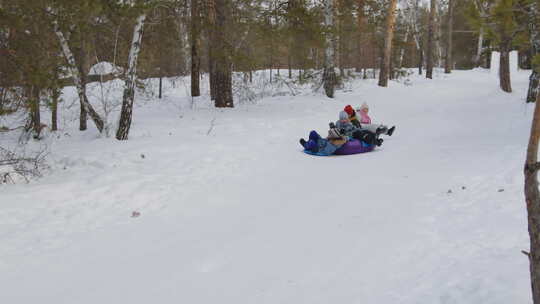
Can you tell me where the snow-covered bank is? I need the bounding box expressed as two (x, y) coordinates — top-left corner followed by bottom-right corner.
(0, 69), (534, 303)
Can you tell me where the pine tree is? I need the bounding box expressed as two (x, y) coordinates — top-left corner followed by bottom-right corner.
(378, 0), (398, 87)
(208, 0), (233, 107)
(191, 0), (201, 97)
(426, 0), (436, 79)
(444, 0), (453, 74)
(356, 0), (366, 73)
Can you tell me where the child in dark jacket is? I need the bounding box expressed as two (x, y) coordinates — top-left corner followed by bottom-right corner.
(335, 111), (382, 146)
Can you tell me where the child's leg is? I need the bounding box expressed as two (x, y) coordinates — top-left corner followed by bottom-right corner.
(361, 123), (381, 134)
(352, 130), (378, 145)
(387, 126), (396, 136)
(309, 130), (321, 141)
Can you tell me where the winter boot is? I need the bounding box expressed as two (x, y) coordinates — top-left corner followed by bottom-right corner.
(376, 126), (388, 135)
(300, 138), (307, 148)
(309, 130), (321, 141)
(376, 138), (384, 146)
(387, 126), (396, 136)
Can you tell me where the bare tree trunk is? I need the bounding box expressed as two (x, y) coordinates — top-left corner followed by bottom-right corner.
(444, 0), (453, 74)
(116, 13), (146, 140)
(356, 0), (365, 73)
(435, 5), (443, 68)
(53, 20), (104, 133)
(288, 53), (292, 78)
(323, 0), (336, 98)
(212, 0), (233, 107)
(524, 92), (540, 304)
(191, 0), (201, 97)
(77, 42), (88, 131)
(378, 0), (398, 87)
(475, 27), (484, 67)
(426, 0), (436, 79)
(29, 86), (41, 137)
(51, 88), (59, 131)
(159, 76), (163, 99)
(527, 4), (540, 103)
(528, 70), (540, 103)
(337, 0), (344, 78)
(209, 43), (217, 100)
(499, 45), (512, 93)
(418, 39), (424, 75)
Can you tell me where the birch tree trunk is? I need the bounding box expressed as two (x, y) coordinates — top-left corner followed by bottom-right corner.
(426, 0), (436, 79)
(527, 3), (540, 103)
(398, 26), (410, 69)
(116, 13), (146, 140)
(322, 0), (336, 98)
(53, 20), (104, 133)
(191, 0), (201, 97)
(524, 91), (540, 304)
(473, 27), (484, 67)
(436, 6), (443, 68)
(378, 0), (398, 87)
(444, 0), (453, 74)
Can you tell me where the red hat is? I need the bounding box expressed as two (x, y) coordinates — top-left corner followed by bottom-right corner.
(344, 105), (355, 117)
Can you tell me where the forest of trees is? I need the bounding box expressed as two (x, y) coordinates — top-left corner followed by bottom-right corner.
(0, 0), (538, 140)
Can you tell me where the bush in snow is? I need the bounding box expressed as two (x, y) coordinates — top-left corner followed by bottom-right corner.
(232, 71), (301, 104)
(0, 146), (48, 184)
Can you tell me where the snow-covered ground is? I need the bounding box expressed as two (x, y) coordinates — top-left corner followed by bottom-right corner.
(0, 69), (534, 303)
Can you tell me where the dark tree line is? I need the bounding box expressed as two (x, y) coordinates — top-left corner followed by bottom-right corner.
(1, 0), (539, 141)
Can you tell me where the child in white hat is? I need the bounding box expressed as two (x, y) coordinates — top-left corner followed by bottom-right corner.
(355, 103), (395, 136)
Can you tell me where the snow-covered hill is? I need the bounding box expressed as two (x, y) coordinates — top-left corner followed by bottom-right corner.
(0, 69), (534, 303)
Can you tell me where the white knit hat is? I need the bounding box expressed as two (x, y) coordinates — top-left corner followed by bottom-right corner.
(357, 102), (369, 111)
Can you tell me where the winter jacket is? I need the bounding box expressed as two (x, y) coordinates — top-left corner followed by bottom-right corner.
(335, 119), (357, 137)
(359, 111), (372, 124)
(306, 130), (347, 155)
(350, 116), (361, 128)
